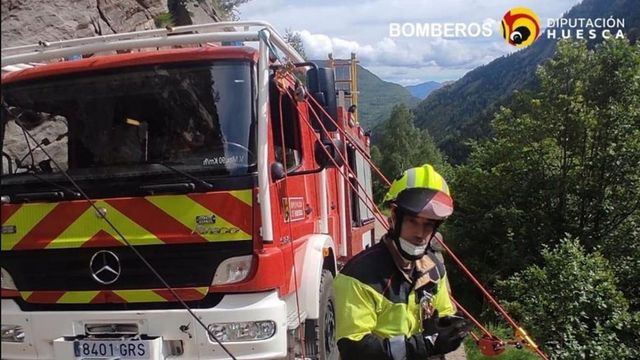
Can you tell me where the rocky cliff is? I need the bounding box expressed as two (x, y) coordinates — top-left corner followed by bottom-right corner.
(1, 0), (221, 48)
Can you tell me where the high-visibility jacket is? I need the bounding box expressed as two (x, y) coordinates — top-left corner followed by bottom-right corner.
(334, 235), (455, 359)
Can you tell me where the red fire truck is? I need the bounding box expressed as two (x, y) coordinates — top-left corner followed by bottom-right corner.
(1, 22), (376, 359)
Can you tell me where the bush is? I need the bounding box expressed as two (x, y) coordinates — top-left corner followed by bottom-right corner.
(496, 239), (639, 359)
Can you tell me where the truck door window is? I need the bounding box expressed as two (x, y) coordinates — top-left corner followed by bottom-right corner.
(347, 147), (375, 226)
(270, 83), (302, 172)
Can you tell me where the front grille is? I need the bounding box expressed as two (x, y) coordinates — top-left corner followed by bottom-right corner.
(2, 241), (252, 291)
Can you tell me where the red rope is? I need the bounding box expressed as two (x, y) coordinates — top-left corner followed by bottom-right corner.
(300, 100), (390, 229)
(279, 90), (390, 230)
(451, 298), (494, 338)
(469, 331), (481, 342)
(277, 80), (549, 360)
(435, 238), (549, 360)
(276, 88), (306, 359)
(286, 73), (392, 187)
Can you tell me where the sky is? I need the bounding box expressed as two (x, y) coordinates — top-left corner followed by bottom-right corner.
(238, 0), (582, 86)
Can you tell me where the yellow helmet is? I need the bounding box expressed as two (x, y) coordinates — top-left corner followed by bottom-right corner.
(383, 164), (453, 220)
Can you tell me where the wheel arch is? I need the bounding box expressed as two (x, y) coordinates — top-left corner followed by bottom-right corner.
(299, 233), (336, 320)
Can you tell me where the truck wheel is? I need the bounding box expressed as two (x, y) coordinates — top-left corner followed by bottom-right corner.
(305, 269), (339, 360)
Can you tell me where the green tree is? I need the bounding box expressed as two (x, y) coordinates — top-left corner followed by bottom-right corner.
(372, 104), (448, 204)
(446, 39), (640, 313)
(496, 239), (639, 359)
(599, 213), (640, 309)
(284, 28), (306, 60)
(370, 144), (386, 204)
(214, 0), (251, 20)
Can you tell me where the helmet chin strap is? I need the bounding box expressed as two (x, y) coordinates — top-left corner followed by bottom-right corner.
(389, 207), (403, 239)
(390, 208), (424, 261)
(427, 221), (442, 250)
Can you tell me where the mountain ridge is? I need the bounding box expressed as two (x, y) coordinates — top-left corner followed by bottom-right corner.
(311, 59), (420, 129)
(412, 0), (640, 163)
(405, 81), (443, 99)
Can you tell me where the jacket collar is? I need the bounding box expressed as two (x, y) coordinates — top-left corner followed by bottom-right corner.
(382, 234), (440, 288)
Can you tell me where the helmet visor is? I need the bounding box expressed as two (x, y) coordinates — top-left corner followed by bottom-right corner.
(395, 188), (453, 220)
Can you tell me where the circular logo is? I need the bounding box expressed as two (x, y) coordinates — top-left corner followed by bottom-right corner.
(89, 250), (121, 285)
(501, 7), (541, 47)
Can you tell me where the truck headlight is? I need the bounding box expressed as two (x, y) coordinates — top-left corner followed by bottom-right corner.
(207, 320), (276, 342)
(1, 267), (17, 291)
(211, 255), (253, 285)
(1, 325), (25, 343)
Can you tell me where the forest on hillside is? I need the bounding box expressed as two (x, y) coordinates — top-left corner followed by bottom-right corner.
(372, 39), (640, 359)
(411, 0), (640, 165)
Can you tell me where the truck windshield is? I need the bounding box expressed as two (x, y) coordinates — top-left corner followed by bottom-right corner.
(1, 60), (256, 190)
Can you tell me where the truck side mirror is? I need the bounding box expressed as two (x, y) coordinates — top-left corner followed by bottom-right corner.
(271, 162), (286, 181)
(271, 139), (344, 179)
(306, 66), (338, 132)
(315, 139), (344, 168)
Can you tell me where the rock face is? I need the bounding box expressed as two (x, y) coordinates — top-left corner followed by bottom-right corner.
(1, 0), (164, 47)
(2, 114), (68, 174)
(170, 0), (221, 26)
(1, 0), (221, 48)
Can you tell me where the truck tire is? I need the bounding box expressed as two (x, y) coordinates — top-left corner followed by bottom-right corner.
(305, 269), (339, 360)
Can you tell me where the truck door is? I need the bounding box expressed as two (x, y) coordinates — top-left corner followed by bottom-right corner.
(269, 83), (317, 244)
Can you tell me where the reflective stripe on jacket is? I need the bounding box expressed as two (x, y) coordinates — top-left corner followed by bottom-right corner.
(335, 238), (455, 342)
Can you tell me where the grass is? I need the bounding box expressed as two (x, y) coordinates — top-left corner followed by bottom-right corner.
(154, 12), (174, 28)
(464, 323), (540, 360)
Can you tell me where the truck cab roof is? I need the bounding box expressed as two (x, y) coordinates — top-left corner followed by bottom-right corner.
(2, 46), (259, 84)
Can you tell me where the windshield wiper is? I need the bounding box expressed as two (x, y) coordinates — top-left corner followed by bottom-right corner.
(1, 171), (82, 203)
(150, 162), (213, 190)
(9, 190), (65, 203)
(139, 182), (196, 195)
(26, 170), (82, 199)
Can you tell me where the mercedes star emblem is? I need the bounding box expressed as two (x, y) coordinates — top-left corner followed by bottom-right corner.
(89, 250), (121, 284)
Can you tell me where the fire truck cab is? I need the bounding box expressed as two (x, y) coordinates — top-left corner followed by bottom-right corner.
(1, 22), (375, 359)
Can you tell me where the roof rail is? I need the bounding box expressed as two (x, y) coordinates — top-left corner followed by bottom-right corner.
(1, 62), (44, 73)
(1, 21), (304, 67)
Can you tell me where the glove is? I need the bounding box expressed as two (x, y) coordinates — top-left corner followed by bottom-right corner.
(406, 310), (472, 359)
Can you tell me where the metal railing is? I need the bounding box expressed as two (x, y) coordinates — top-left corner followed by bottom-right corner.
(1, 21), (304, 67)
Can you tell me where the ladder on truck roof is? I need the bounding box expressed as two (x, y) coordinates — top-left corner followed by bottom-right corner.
(0, 21), (304, 67)
(328, 52), (360, 124)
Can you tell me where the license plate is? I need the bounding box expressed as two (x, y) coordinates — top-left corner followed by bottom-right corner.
(73, 339), (149, 359)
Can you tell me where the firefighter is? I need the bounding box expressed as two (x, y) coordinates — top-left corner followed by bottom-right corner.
(334, 164), (471, 360)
